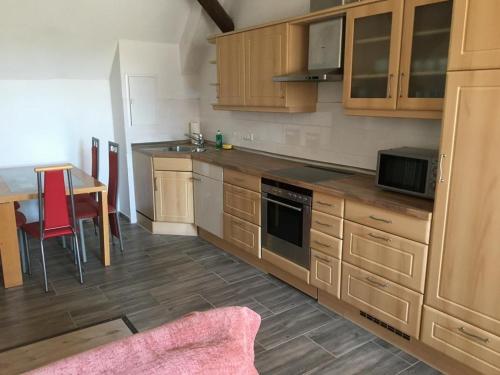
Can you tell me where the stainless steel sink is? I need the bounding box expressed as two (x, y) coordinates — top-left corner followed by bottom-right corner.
(144, 145), (206, 153)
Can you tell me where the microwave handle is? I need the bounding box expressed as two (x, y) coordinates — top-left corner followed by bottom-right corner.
(262, 196), (302, 212)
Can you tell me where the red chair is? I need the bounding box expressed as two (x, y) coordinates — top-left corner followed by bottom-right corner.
(23, 165), (84, 292)
(76, 137), (99, 205)
(76, 141), (123, 260)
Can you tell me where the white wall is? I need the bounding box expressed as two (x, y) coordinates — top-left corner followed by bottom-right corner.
(198, 0), (441, 171)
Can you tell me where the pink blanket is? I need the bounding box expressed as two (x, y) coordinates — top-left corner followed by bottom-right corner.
(29, 307), (261, 375)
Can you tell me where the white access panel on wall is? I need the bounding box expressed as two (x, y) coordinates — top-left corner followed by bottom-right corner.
(127, 75), (158, 127)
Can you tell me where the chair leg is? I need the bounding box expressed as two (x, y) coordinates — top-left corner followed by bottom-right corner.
(73, 234), (84, 285)
(78, 219), (87, 263)
(39, 240), (49, 293)
(18, 229), (27, 274)
(61, 236), (67, 249)
(24, 231), (31, 276)
(115, 213), (124, 253)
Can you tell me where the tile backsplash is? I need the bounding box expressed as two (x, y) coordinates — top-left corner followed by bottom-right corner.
(199, 78), (441, 171)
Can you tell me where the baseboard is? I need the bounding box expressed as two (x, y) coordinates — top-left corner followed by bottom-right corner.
(136, 212), (197, 236)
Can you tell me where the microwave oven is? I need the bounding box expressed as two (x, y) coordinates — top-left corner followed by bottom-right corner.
(376, 147), (438, 199)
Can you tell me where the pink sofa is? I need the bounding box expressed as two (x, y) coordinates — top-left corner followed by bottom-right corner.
(29, 307), (261, 375)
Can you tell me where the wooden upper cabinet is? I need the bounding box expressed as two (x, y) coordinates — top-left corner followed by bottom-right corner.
(343, 0), (404, 110)
(214, 24), (317, 113)
(216, 33), (245, 106)
(426, 70), (500, 337)
(245, 24), (287, 107)
(398, 0), (452, 111)
(448, 0), (500, 71)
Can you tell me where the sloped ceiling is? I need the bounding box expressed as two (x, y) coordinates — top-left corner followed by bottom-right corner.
(0, 0), (196, 79)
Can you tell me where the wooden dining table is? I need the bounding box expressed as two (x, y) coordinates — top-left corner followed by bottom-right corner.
(0, 165), (111, 288)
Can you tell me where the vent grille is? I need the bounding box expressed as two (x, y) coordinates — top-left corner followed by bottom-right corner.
(359, 311), (411, 341)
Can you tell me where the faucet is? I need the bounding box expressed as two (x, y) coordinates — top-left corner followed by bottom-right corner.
(185, 132), (206, 151)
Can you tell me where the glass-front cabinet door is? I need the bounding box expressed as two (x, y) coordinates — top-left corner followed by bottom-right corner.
(398, 0), (453, 110)
(343, 0), (404, 110)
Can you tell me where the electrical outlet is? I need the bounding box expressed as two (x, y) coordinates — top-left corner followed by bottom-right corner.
(242, 133), (255, 141)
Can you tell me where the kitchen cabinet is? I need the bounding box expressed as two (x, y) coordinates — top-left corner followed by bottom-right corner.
(425, 70), (500, 338)
(214, 24), (317, 113)
(216, 33), (245, 106)
(311, 249), (341, 297)
(223, 213), (261, 258)
(193, 161), (223, 238)
(448, 0), (500, 71)
(154, 171), (194, 223)
(223, 183), (261, 225)
(343, 0), (452, 116)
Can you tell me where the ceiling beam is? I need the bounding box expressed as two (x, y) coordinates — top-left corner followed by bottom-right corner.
(197, 0), (234, 33)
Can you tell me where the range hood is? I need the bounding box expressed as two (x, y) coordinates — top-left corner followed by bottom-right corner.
(273, 17), (344, 83)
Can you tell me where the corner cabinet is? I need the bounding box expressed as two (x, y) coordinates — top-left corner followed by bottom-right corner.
(214, 24), (317, 113)
(154, 171), (194, 224)
(343, 0), (452, 118)
(422, 70), (500, 374)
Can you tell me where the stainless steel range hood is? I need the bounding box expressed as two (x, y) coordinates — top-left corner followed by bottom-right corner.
(273, 17), (344, 83)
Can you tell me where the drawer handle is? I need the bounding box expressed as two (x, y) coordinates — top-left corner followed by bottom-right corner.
(369, 215), (392, 224)
(365, 276), (389, 288)
(314, 221), (332, 228)
(314, 240), (331, 248)
(458, 327), (490, 343)
(315, 255), (331, 263)
(368, 233), (391, 242)
(191, 177), (202, 182)
(317, 201), (334, 207)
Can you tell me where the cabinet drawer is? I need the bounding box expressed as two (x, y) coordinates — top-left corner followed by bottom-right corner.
(311, 249), (341, 298)
(262, 248), (310, 284)
(313, 192), (344, 217)
(224, 169), (261, 192)
(345, 200), (431, 244)
(343, 221), (428, 293)
(223, 213), (261, 258)
(312, 210), (343, 239)
(193, 160), (223, 181)
(341, 263), (423, 338)
(310, 229), (342, 259)
(421, 306), (500, 375)
(153, 157), (192, 172)
(223, 183), (261, 225)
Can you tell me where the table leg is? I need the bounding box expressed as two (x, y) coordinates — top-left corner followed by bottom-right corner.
(98, 191), (111, 266)
(0, 202), (23, 288)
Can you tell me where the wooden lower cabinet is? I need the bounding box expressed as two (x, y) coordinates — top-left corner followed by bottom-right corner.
(342, 221), (428, 293)
(223, 183), (261, 225)
(310, 229), (342, 259)
(341, 262), (423, 338)
(311, 249), (340, 298)
(312, 192), (344, 217)
(312, 210), (343, 239)
(421, 306), (500, 375)
(223, 169), (261, 192)
(154, 171), (194, 223)
(223, 213), (261, 258)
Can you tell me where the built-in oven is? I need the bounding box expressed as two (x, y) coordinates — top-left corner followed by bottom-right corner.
(261, 178), (312, 269)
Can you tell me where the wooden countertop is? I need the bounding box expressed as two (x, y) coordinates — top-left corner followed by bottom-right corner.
(133, 142), (434, 220)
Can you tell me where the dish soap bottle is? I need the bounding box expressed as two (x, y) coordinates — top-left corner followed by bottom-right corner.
(216, 130), (223, 150)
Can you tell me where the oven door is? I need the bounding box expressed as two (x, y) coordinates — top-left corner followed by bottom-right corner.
(261, 192), (311, 268)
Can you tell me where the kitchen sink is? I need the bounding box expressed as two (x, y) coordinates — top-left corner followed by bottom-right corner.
(144, 145), (206, 153)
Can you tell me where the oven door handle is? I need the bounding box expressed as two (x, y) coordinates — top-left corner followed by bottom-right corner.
(262, 196), (303, 212)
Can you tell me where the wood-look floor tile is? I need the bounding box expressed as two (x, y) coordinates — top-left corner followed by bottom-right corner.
(372, 338), (419, 365)
(256, 336), (333, 375)
(257, 303), (332, 349)
(307, 341), (411, 375)
(307, 318), (375, 357)
(253, 285), (312, 314)
(396, 361), (442, 375)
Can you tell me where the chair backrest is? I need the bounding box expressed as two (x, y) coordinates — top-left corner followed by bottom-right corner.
(108, 142), (119, 209)
(34, 164), (77, 236)
(91, 137), (99, 180)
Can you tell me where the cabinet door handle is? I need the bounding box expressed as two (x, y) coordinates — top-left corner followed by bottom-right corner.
(458, 327), (489, 343)
(368, 233), (391, 242)
(387, 74), (394, 98)
(154, 178), (158, 191)
(399, 73), (405, 98)
(314, 240), (331, 248)
(439, 153), (446, 183)
(315, 255), (331, 263)
(314, 221), (332, 228)
(369, 215), (392, 224)
(191, 177), (202, 182)
(280, 84), (285, 98)
(365, 276), (389, 288)
(316, 201), (334, 207)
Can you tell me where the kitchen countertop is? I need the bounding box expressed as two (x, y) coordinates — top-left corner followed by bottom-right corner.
(133, 141), (434, 220)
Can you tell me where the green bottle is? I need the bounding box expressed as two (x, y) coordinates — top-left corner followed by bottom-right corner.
(216, 130), (223, 150)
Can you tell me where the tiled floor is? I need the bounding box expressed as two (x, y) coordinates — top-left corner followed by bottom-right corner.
(0, 219), (440, 374)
